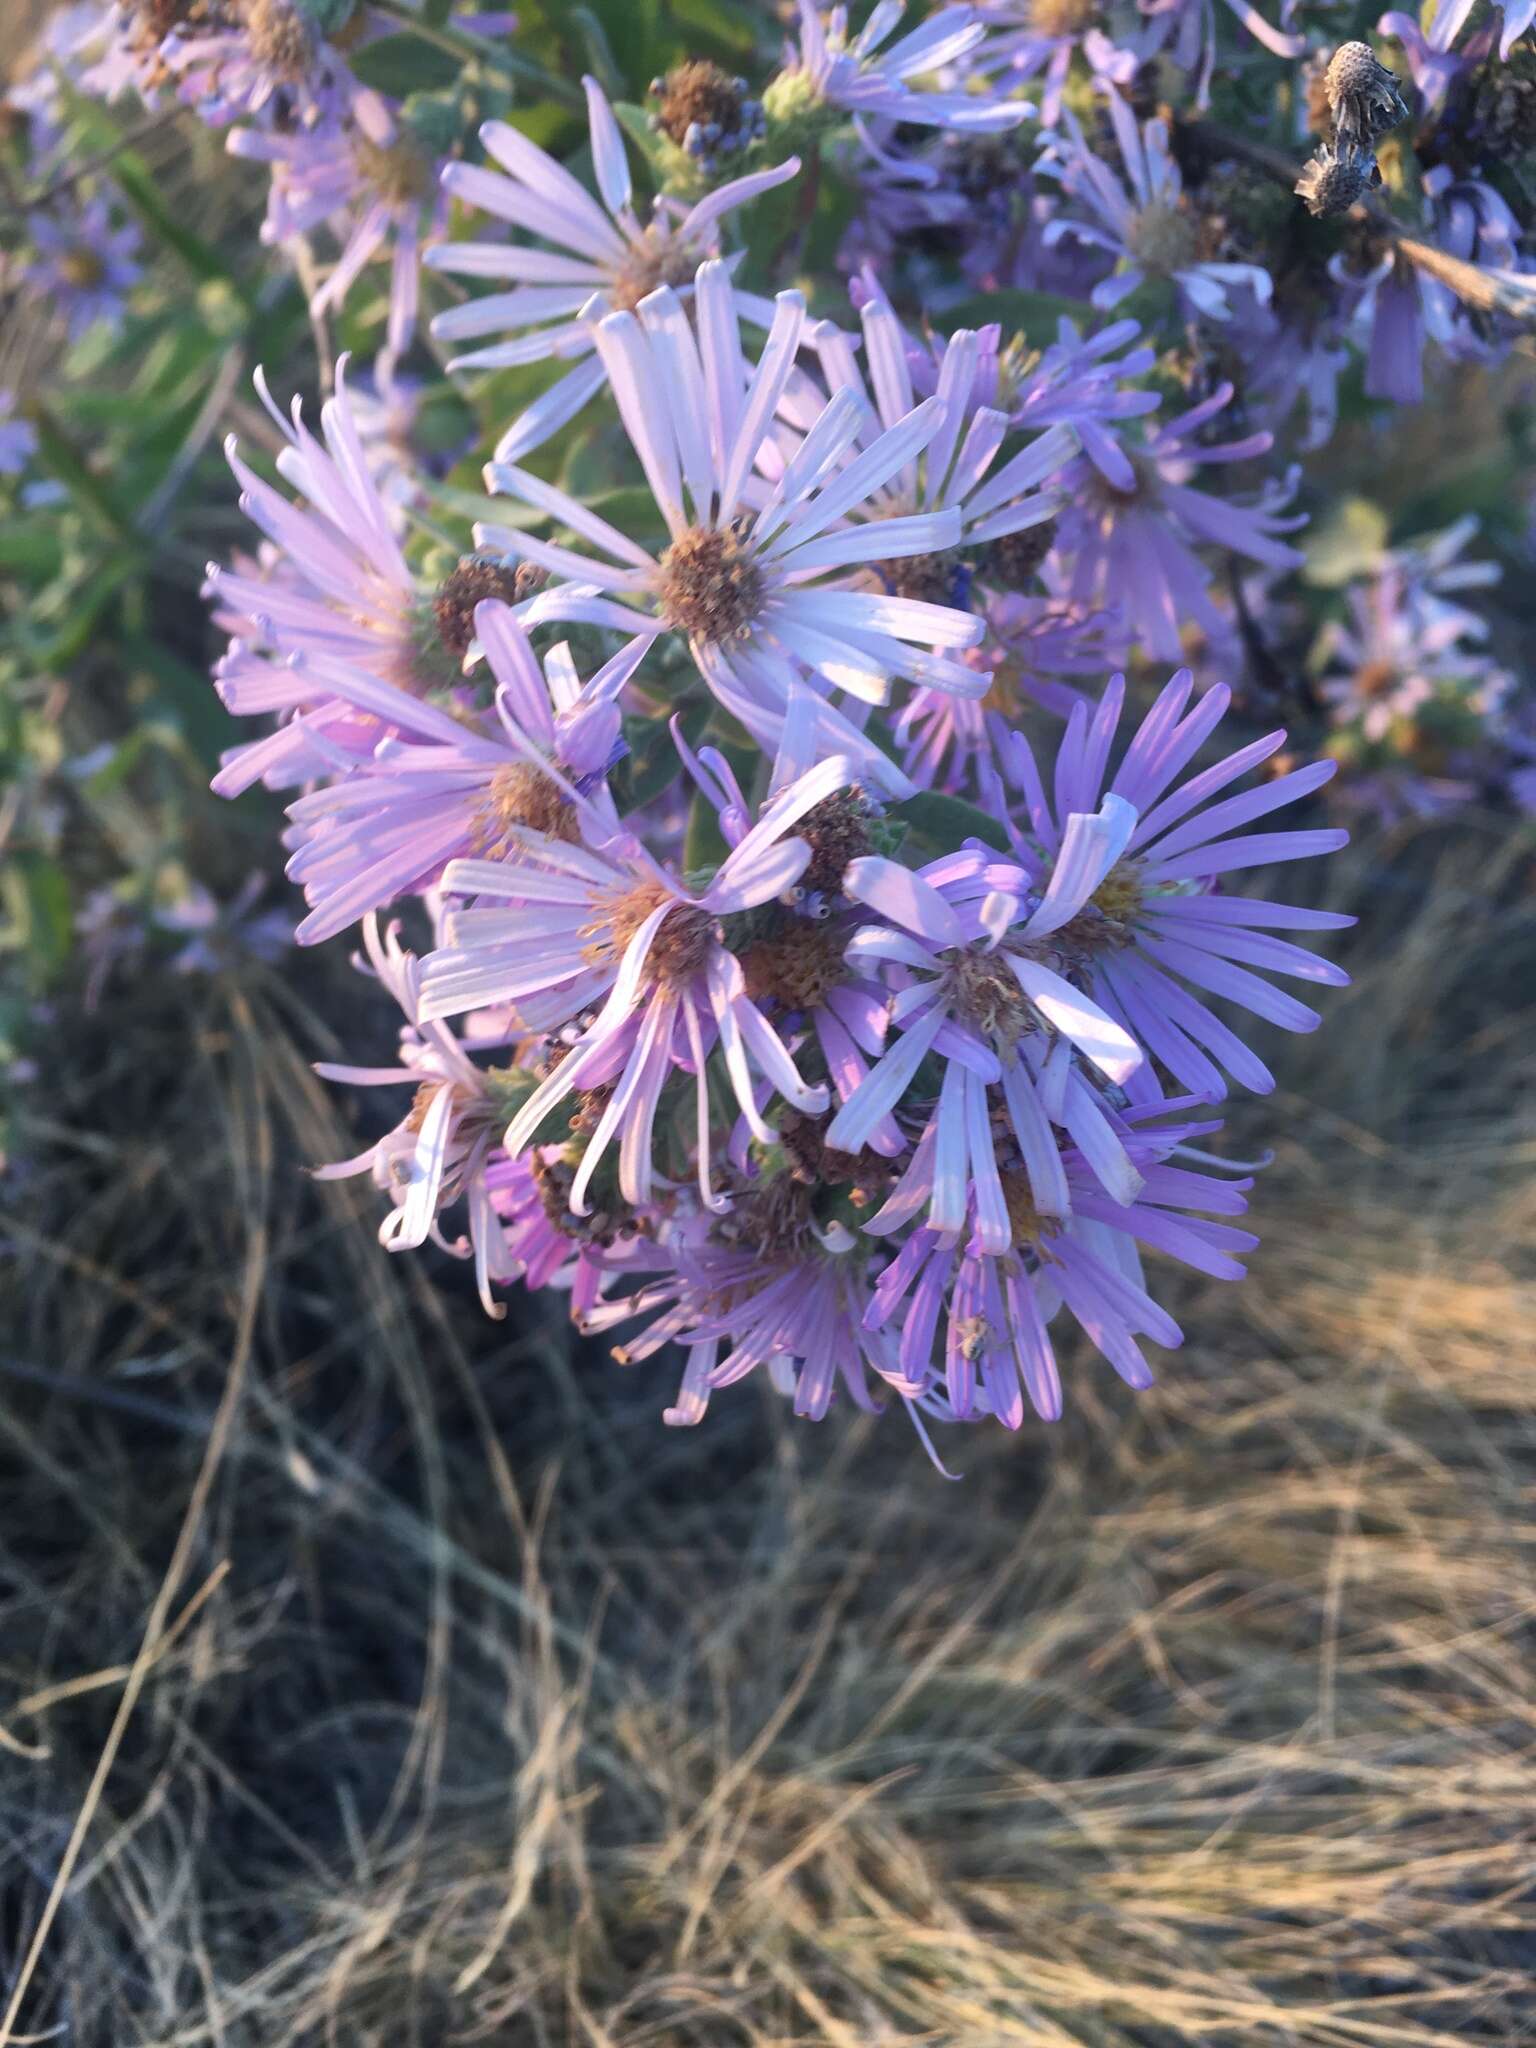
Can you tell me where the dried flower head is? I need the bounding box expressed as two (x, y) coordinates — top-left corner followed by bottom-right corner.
(1295, 143), (1378, 219)
(1323, 41), (1409, 148)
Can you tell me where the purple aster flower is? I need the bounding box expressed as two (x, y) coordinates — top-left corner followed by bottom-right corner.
(21, 194), (142, 343)
(864, 1100), (1259, 1422)
(1316, 518), (1514, 815)
(989, 316), (1162, 488)
(1136, 0), (1305, 106)
(415, 754), (863, 1216)
(206, 362), (601, 798)
(474, 262), (990, 773)
(581, 1224), (919, 1428)
(426, 78), (799, 461)
(1001, 670), (1353, 1102)
(282, 602), (652, 945)
(896, 583), (1127, 791)
(207, 361), (446, 795)
(1484, 0), (1536, 60)
(769, 2), (1032, 153)
(1040, 89), (1272, 321)
(157, 0), (382, 128)
(1226, 297), (1350, 453)
(669, 696), (911, 1150)
(1377, 0), (1490, 110)
(1053, 381), (1305, 664)
(820, 805), (1150, 1244)
(0, 392), (37, 476)
(229, 97), (445, 358)
(1334, 243), (1436, 405)
(313, 915), (529, 1317)
(807, 281), (1078, 607)
(965, 3), (1136, 127)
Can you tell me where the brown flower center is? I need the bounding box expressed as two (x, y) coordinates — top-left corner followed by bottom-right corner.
(983, 518), (1058, 592)
(948, 949), (1034, 1038)
(1029, 0), (1099, 35)
(245, 0), (313, 76)
(797, 788), (874, 895)
(432, 556), (534, 657)
(473, 763), (579, 855)
(739, 918), (849, 1011)
(780, 1109), (894, 1198)
(1354, 657), (1397, 699)
(657, 524), (764, 644)
(587, 878), (715, 986)
(1091, 860), (1143, 925)
(59, 248), (106, 290)
(609, 226), (702, 313)
(874, 548), (969, 607)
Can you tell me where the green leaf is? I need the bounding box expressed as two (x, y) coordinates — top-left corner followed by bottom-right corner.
(569, 6), (623, 94)
(943, 287), (1087, 341)
(111, 155), (253, 305)
(684, 787), (730, 874)
(3, 856), (74, 988)
(349, 31), (463, 94)
(1302, 497), (1390, 589)
(892, 790), (1011, 856)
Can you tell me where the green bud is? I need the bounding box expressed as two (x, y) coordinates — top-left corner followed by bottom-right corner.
(760, 66), (841, 156)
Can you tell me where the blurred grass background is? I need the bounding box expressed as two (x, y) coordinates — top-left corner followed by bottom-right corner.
(3, 2), (1536, 2041)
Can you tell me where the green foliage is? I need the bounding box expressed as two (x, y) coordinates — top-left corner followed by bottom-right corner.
(350, 33), (464, 96)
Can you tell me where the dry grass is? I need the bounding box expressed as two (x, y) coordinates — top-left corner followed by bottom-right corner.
(2, 816), (1535, 2047)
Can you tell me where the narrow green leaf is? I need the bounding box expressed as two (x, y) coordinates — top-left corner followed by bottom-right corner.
(349, 31), (463, 94)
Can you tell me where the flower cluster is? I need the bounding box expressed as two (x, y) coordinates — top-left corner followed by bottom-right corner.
(21, 0), (1536, 1459)
(202, 234), (1352, 1457)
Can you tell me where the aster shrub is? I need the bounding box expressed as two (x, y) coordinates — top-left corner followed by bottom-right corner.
(3, 0), (1534, 1449)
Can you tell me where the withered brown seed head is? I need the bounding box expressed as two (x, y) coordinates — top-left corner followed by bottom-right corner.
(781, 1109), (895, 1197)
(797, 788), (874, 896)
(984, 518), (1058, 591)
(1295, 145), (1376, 221)
(652, 60), (747, 148)
(432, 557), (529, 657)
(1323, 40), (1408, 147)
(739, 918), (850, 1011)
(1325, 41), (1386, 106)
(657, 525), (764, 644)
(873, 550), (966, 607)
